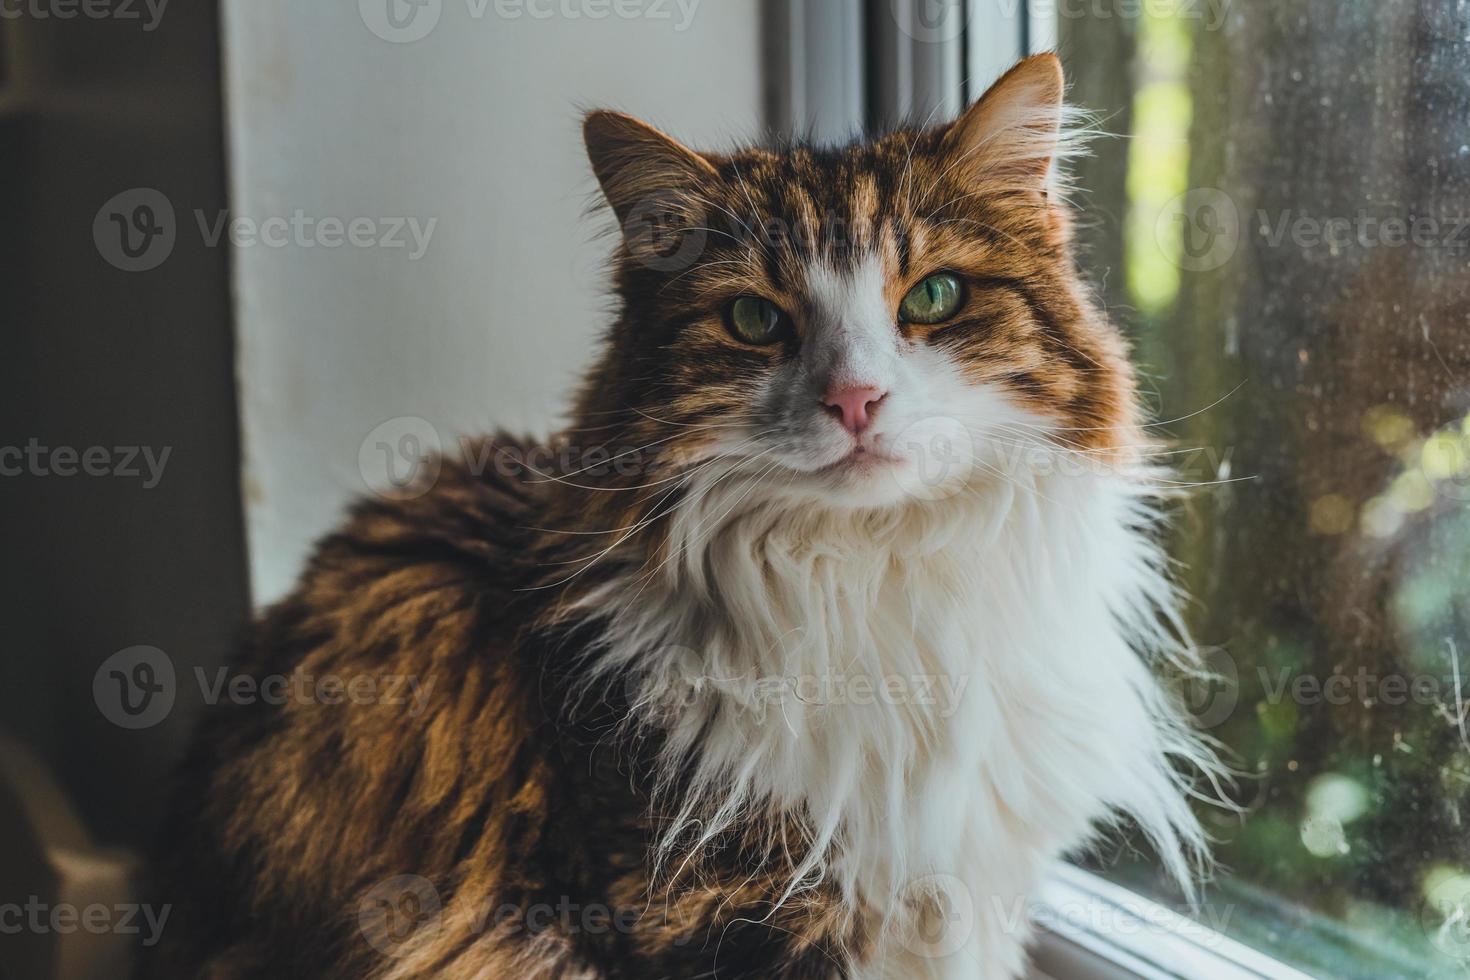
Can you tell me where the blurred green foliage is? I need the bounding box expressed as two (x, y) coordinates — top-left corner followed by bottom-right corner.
(1067, 4), (1470, 977)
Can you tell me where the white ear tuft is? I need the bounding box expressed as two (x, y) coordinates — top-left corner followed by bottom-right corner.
(940, 53), (1078, 195)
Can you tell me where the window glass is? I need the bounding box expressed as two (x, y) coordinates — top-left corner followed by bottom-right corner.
(1062, 3), (1470, 976)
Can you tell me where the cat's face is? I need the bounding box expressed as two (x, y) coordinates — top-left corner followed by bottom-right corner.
(580, 55), (1137, 510)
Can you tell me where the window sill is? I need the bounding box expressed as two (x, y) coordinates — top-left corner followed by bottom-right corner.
(1029, 866), (1316, 980)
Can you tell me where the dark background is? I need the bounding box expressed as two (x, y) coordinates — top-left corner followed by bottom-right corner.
(0, 2), (249, 850)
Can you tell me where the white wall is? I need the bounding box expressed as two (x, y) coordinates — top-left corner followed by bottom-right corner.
(222, 1), (764, 604)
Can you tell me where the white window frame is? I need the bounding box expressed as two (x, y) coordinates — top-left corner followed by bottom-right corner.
(1031, 866), (1316, 980)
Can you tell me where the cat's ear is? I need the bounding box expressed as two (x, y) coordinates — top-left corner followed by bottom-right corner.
(583, 111), (719, 227)
(938, 53), (1066, 194)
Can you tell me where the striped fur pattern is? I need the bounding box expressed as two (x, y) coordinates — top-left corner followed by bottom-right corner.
(146, 56), (1214, 979)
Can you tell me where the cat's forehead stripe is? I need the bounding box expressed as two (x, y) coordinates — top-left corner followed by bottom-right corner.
(721, 153), (914, 276)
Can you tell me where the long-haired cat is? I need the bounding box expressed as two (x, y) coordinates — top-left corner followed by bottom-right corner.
(147, 54), (1214, 979)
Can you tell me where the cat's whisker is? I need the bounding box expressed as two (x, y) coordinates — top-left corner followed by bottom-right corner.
(627, 405), (775, 430)
(539, 454), (779, 580)
(1133, 475), (1258, 491)
(635, 460), (778, 591)
(932, 452), (1070, 510)
(727, 158), (775, 263)
(522, 471), (705, 588)
(520, 421), (777, 494)
(566, 404), (764, 427)
(995, 381), (1248, 434)
(523, 427), (735, 485)
(701, 197), (773, 260)
(627, 450), (784, 599)
(660, 257), (759, 294)
(527, 489), (689, 558)
(526, 431), (776, 537)
(549, 414), (782, 478)
(518, 459), (716, 493)
(980, 421), (1216, 463)
(897, 98), (954, 223)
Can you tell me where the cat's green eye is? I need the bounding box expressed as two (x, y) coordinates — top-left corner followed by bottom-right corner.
(727, 296), (787, 345)
(899, 273), (964, 325)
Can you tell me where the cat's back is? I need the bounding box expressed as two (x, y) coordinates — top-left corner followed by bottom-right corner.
(219, 432), (551, 686)
(145, 432), (567, 979)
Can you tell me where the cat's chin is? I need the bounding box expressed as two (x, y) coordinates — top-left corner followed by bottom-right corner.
(794, 450), (960, 509)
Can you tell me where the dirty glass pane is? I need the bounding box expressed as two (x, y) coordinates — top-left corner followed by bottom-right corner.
(1062, 2), (1470, 976)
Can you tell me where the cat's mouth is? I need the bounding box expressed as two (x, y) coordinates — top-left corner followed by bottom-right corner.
(820, 443), (904, 475)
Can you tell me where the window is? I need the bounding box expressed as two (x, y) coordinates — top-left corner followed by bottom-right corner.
(1060, 3), (1470, 977)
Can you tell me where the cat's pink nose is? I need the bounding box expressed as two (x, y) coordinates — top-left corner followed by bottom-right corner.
(822, 386), (886, 435)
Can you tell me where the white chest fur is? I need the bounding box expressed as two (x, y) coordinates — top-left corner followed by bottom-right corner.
(583, 466), (1209, 980)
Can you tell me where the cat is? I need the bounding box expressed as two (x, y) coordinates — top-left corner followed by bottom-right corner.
(145, 54), (1216, 980)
